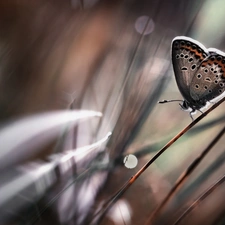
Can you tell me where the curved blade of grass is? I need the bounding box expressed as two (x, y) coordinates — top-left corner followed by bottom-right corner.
(95, 96), (225, 224)
(173, 173), (225, 225)
(146, 126), (225, 224)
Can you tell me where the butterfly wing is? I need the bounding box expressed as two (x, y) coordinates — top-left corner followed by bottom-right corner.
(172, 36), (209, 104)
(190, 49), (225, 102)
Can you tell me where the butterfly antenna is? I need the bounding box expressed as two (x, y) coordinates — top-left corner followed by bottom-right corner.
(158, 99), (184, 104)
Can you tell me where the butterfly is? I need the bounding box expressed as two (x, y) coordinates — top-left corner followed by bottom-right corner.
(160, 36), (225, 119)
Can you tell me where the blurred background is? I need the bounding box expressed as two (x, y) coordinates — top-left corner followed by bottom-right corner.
(1, 0), (225, 225)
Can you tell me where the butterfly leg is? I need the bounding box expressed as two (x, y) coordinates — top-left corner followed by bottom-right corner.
(197, 109), (204, 114)
(189, 109), (196, 121)
(189, 112), (194, 121)
(179, 103), (183, 109)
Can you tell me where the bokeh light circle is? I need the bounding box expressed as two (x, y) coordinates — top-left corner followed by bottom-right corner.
(135, 16), (155, 35)
(123, 154), (138, 169)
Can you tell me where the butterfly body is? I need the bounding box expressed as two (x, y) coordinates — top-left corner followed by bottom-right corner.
(171, 36), (225, 114)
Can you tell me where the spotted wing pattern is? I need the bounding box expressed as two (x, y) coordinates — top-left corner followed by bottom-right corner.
(190, 51), (225, 102)
(171, 36), (209, 105)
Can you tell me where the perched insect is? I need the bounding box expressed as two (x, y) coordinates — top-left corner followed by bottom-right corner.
(159, 36), (225, 119)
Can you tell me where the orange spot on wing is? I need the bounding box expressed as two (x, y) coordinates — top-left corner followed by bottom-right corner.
(183, 46), (205, 60)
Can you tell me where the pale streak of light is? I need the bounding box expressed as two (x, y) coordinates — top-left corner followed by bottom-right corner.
(0, 110), (102, 170)
(53, 132), (111, 176)
(1, 162), (56, 205)
(0, 132), (111, 218)
(61, 132), (112, 163)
